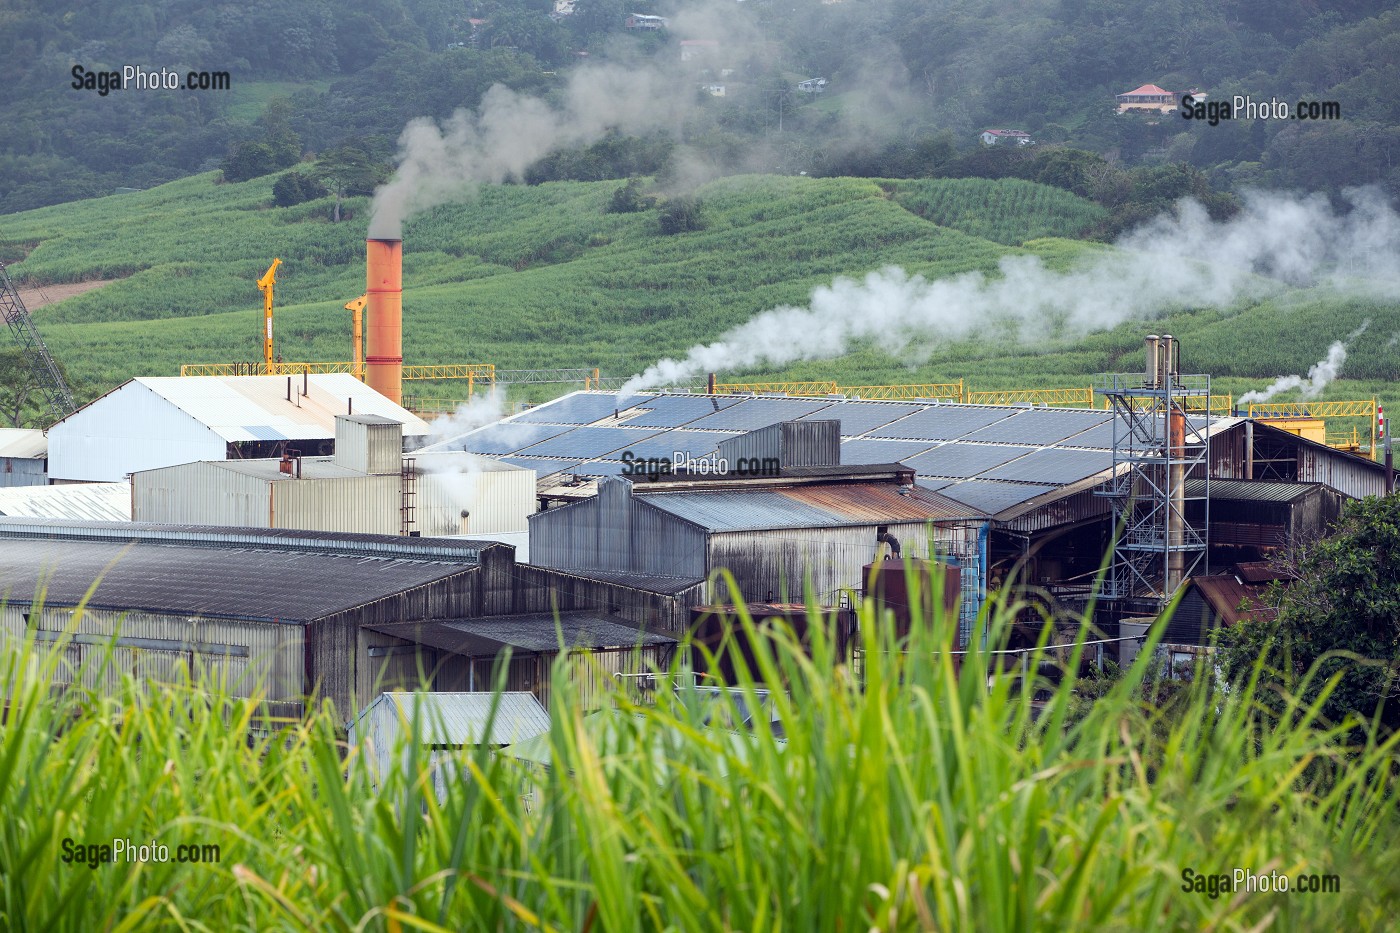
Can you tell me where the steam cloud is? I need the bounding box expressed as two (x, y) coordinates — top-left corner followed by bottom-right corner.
(1237, 320), (1371, 404)
(369, 66), (675, 239)
(621, 189), (1400, 395)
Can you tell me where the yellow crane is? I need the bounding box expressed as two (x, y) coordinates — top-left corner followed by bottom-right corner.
(344, 294), (367, 380)
(257, 258), (282, 367)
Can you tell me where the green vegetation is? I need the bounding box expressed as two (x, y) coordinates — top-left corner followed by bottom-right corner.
(1218, 495), (1400, 739)
(886, 178), (1107, 246)
(4, 581), (1400, 929)
(6, 0), (1400, 213)
(3, 171), (1396, 417)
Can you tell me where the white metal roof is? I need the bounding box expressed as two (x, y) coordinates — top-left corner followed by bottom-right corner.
(0, 482), (131, 521)
(0, 429), (46, 459)
(61, 375), (429, 443)
(353, 691), (551, 746)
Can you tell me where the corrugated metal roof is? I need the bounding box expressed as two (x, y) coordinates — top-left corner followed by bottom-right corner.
(552, 567), (705, 596)
(638, 482), (979, 531)
(0, 517), (488, 561)
(0, 429), (46, 459)
(368, 613), (677, 656)
(1184, 478), (1319, 503)
(1187, 575), (1278, 626)
(356, 692), (551, 746)
(0, 482), (130, 521)
(0, 536), (474, 622)
(61, 375), (431, 442)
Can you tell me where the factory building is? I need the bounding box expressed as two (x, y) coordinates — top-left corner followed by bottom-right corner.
(132, 415), (535, 539)
(46, 373), (429, 483)
(443, 382), (1387, 648)
(0, 519), (689, 717)
(531, 462), (982, 618)
(0, 429), (47, 486)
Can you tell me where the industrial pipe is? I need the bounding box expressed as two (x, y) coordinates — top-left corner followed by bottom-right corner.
(366, 239), (403, 404)
(1167, 404), (1186, 593)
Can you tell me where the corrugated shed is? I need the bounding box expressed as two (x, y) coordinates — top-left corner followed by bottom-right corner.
(0, 482), (131, 521)
(0, 536), (473, 622)
(335, 415), (403, 475)
(716, 420), (841, 468)
(350, 691), (551, 746)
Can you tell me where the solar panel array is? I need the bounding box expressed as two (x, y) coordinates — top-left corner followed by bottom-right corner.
(442, 390), (1137, 516)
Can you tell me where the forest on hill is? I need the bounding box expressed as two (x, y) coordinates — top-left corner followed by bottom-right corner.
(2, 0), (1399, 215)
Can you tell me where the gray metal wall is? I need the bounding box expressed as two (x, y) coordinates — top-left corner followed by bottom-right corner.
(134, 461), (269, 526)
(275, 475), (400, 534)
(716, 420), (840, 469)
(0, 457), (46, 487)
(335, 416), (403, 475)
(706, 520), (971, 606)
(529, 481), (708, 580)
(2, 605), (305, 712)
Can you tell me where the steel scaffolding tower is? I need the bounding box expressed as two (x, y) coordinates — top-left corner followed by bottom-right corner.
(1095, 336), (1211, 613)
(0, 261), (77, 425)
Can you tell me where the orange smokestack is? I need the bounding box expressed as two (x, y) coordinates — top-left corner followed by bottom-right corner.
(366, 238), (403, 404)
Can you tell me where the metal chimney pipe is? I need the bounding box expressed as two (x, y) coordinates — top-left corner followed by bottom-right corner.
(366, 238), (404, 404)
(707, 372), (716, 395)
(1167, 406), (1186, 592)
(1145, 335), (1160, 387)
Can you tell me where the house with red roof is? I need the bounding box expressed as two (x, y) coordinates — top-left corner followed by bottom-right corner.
(1116, 84), (1179, 114)
(979, 129), (1034, 147)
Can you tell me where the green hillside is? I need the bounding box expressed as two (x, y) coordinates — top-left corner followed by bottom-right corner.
(3, 172), (1397, 418)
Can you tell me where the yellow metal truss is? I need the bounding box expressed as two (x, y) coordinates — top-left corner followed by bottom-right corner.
(843, 382), (963, 401)
(180, 362), (495, 382)
(964, 386), (1093, 406)
(1249, 399), (1375, 419)
(713, 381), (840, 396)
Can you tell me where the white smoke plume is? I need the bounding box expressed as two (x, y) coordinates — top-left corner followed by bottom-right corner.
(369, 65), (680, 238)
(621, 189), (1400, 394)
(423, 388), (507, 445)
(1237, 320), (1371, 404)
(410, 390), (509, 534)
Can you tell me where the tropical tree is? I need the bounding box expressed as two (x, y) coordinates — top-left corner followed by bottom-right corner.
(1216, 495), (1400, 736)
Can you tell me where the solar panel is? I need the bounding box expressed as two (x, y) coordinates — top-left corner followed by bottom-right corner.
(798, 402), (924, 436)
(443, 422), (574, 455)
(905, 443), (1036, 478)
(497, 456), (584, 476)
(962, 409), (1113, 445)
(684, 397), (835, 431)
(937, 479), (1057, 514)
(868, 406), (1017, 440)
(572, 460), (630, 476)
(841, 438), (940, 464)
(915, 478), (952, 493)
(617, 394), (746, 428)
(981, 447), (1111, 484)
(606, 430), (740, 461)
(511, 393), (651, 425)
(1058, 421), (1120, 449)
(516, 426), (662, 459)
